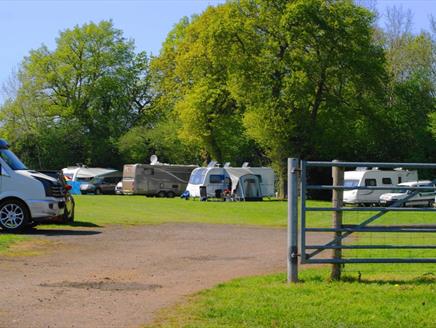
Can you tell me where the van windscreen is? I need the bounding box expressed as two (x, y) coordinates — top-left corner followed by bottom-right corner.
(0, 149), (27, 170)
(189, 169), (206, 185)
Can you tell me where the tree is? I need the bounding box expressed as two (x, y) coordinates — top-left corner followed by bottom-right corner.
(222, 0), (386, 194)
(152, 10), (263, 166)
(0, 20), (151, 169)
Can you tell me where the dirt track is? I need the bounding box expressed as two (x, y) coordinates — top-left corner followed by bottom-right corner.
(0, 223), (328, 328)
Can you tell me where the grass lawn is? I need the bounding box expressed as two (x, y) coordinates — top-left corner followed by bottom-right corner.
(150, 268), (436, 328)
(72, 195), (295, 226)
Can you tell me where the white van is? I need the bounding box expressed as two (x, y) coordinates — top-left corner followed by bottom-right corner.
(185, 164), (275, 200)
(379, 180), (436, 207)
(0, 139), (65, 232)
(343, 168), (418, 206)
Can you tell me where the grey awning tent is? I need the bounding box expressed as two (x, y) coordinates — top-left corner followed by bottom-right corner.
(225, 168), (262, 200)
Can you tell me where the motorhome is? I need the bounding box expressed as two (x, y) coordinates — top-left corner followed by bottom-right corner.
(343, 168), (418, 206)
(379, 180), (436, 207)
(0, 139), (65, 232)
(185, 163), (275, 200)
(122, 157), (197, 197)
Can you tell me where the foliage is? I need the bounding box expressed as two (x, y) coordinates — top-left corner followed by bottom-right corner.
(0, 21), (152, 169)
(152, 10), (263, 165)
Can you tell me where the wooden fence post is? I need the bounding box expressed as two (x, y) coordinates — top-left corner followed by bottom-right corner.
(331, 160), (344, 281)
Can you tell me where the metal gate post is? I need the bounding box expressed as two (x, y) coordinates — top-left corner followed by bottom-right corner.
(331, 160), (344, 281)
(288, 158), (299, 283)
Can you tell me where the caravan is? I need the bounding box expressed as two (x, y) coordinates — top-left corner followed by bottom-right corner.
(122, 156), (197, 197)
(343, 168), (418, 206)
(185, 163), (275, 200)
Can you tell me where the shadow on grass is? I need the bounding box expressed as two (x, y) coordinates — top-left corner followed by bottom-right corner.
(340, 273), (436, 285)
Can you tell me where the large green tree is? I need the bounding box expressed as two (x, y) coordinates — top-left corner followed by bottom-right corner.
(223, 0), (387, 193)
(0, 20), (151, 169)
(152, 10), (263, 166)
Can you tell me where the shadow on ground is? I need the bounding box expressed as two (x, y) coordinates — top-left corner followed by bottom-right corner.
(24, 229), (101, 237)
(67, 221), (101, 228)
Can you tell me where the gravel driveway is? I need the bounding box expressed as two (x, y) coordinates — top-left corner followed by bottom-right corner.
(0, 223), (329, 328)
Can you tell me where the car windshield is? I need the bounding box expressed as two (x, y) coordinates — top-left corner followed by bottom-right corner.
(344, 179), (359, 187)
(189, 168), (207, 185)
(0, 149), (27, 170)
(90, 177), (103, 184)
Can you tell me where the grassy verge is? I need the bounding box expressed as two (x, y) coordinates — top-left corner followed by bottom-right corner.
(0, 234), (28, 254)
(150, 268), (436, 328)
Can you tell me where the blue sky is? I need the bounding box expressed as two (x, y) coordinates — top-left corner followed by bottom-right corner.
(1, 0), (435, 103)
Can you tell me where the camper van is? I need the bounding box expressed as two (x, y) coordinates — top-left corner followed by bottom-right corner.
(122, 157), (197, 197)
(185, 163), (275, 200)
(0, 139), (65, 232)
(343, 168), (418, 206)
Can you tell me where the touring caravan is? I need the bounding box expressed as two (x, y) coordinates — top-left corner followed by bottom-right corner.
(185, 163), (275, 200)
(122, 157), (197, 197)
(343, 168), (418, 206)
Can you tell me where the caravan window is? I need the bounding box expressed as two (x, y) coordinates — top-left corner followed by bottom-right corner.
(365, 179), (377, 187)
(189, 169), (206, 185)
(143, 168), (154, 175)
(344, 180), (359, 187)
(210, 175), (224, 184)
(382, 178), (392, 185)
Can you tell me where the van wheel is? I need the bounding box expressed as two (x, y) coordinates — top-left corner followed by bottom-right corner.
(0, 199), (30, 233)
(95, 188), (102, 195)
(167, 191), (176, 198)
(157, 191), (167, 198)
(429, 200), (435, 208)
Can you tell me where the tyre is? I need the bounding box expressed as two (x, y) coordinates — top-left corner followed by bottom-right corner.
(0, 199), (30, 233)
(95, 188), (102, 195)
(429, 200), (435, 208)
(167, 191), (176, 198)
(157, 191), (167, 198)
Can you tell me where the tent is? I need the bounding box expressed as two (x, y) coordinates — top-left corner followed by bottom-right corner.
(225, 168), (263, 201)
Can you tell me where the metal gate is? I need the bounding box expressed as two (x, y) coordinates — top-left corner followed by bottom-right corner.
(287, 159), (436, 283)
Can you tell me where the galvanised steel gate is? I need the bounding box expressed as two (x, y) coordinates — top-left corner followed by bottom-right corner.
(287, 159), (436, 283)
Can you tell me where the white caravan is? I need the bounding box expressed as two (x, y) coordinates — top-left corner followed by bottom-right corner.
(185, 164), (275, 200)
(379, 180), (436, 207)
(343, 168), (418, 206)
(0, 139), (65, 232)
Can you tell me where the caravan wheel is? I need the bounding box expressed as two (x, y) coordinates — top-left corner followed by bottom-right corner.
(157, 191), (167, 198)
(167, 191), (176, 198)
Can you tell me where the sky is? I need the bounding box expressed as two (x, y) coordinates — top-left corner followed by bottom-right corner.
(0, 0), (435, 103)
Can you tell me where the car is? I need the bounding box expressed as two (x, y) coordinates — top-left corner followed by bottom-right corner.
(80, 174), (122, 195)
(379, 180), (436, 207)
(38, 170), (75, 223)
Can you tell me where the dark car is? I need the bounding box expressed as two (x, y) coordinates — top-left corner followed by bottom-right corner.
(38, 170), (75, 223)
(80, 173), (122, 195)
